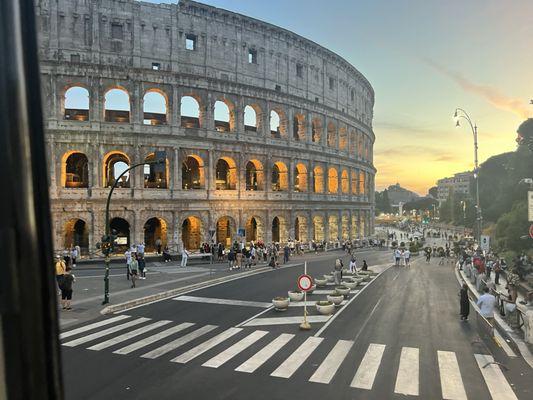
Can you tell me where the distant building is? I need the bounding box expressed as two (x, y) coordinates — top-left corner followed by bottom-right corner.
(436, 171), (474, 205)
(386, 183), (419, 206)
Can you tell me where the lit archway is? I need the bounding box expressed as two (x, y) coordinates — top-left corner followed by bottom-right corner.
(63, 152), (88, 188)
(182, 155), (205, 190)
(245, 160), (264, 191)
(104, 88), (130, 123)
(144, 217), (168, 252)
(312, 118), (322, 143)
(215, 157), (237, 190)
(293, 113), (305, 141)
(313, 166), (324, 193)
(327, 122), (337, 147)
(294, 163), (308, 192)
(328, 167), (339, 194)
(351, 170), (358, 194)
(143, 90), (167, 125)
(339, 127), (348, 150)
(216, 216), (235, 247)
(271, 161), (288, 191)
(329, 214), (339, 241)
(313, 216), (324, 241)
(182, 216), (202, 250)
(144, 153), (168, 189)
(110, 217), (130, 253)
(245, 216), (264, 243)
(271, 216), (288, 243)
(295, 216), (308, 242)
(64, 218), (89, 254)
(181, 95), (201, 128)
(104, 152), (130, 188)
(341, 214), (349, 240)
(64, 86), (89, 121)
(341, 169), (349, 194)
(352, 214), (358, 238)
(359, 171), (366, 196)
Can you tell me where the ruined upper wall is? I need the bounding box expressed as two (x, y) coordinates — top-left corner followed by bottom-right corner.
(35, 0), (374, 124)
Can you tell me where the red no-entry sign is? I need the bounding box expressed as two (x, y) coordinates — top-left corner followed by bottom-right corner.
(297, 274), (313, 292)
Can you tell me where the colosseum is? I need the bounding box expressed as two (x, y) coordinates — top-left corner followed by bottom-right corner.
(36, 0), (376, 255)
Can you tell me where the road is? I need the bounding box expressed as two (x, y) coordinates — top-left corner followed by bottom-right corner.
(60, 248), (531, 400)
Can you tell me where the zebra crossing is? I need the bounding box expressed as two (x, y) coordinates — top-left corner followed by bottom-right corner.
(61, 315), (519, 399)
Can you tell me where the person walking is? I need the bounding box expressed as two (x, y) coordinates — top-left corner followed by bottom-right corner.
(137, 242), (145, 258)
(60, 266), (75, 311)
(477, 287), (496, 324)
(283, 244), (290, 264)
(228, 248), (235, 270)
(394, 248), (401, 267)
(493, 259), (501, 285)
(459, 283), (469, 321)
(362, 260), (368, 271)
(70, 246), (78, 267)
(155, 237), (162, 255)
(55, 255), (66, 295)
(181, 248), (189, 267)
(236, 249), (243, 269)
(425, 247), (431, 263)
(349, 257), (357, 273)
(138, 254), (146, 279)
(129, 256), (139, 288)
(403, 248), (411, 268)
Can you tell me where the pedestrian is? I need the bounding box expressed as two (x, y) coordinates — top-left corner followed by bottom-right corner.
(283, 244), (290, 264)
(124, 248), (132, 280)
(70, 246), (78, 267)
(403, 248), (411, 268)
(137, 242), (145, 257)
(394, 248), (401, 267)
(362, 260), (368, 271)
(236, 249), (243, 269)
(476, 287), (496, 324)
(349, 257), (357, 273)
(55, 255), (66, 294)
(129, 256), (139, 288)
(155, 237), (162, 255)
(181, 248), (189, 267)
(138, 254), (146, 279)
(163, 246), (171, 262)
(494, 259), (501, 285)
(425, 248), (431, 263)
(60, 266), (75, 311)
(228, 248), (235, 270)
(459, 283), (469, 321)
(268, 255), (277, 269)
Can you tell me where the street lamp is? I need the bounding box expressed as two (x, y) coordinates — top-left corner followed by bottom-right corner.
(454, 108), (482, 244)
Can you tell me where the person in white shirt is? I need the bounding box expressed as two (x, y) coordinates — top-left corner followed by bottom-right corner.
(181, 248), (189, 267)
(124, 249), (132, 280)
(476, 287), (496, 323)
(349, 257), (357, 273)
(137, 242), (145, 256)
(403, 249), (411, 268)
(394, 248), (402, 267)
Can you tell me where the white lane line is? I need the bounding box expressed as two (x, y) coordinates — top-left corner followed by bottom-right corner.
(271, 337), (323, 378)
(62, 318), (150, 347)
(309, 340), (353, 384)
(171, 327), (242, 364)
(493, 330), (517, 358)
(437, 350), (467, 400)
(312, 290), (359, 295)
(394, 347), (419, 396)
(141, 325), (217, 359)
(474, 354), (518, 400)
(60, 315), (131, 339)
(173, 295), (271, 308)
(202, 330), (269, 368)
(350, 343), (386, 390)
(235, 333), (294, 373)
(235, 306), (274, 328)
(87, 320), (172, 351)
(243, 315), (331, 327)
(289, 300), (347, 307)
(113, 323), (195, 355)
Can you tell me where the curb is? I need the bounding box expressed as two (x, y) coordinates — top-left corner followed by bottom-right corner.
(454, 267), (533, 369)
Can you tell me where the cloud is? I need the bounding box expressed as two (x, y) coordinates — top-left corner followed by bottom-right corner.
(425, 59), (531, 119)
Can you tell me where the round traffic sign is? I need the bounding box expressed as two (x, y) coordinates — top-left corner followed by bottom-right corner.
(297, 274), (313, 291)
(529, 224), (533, 239)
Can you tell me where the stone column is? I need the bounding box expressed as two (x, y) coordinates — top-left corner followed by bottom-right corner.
(205, 93), (215, 131)
(172, 85), (180, 128)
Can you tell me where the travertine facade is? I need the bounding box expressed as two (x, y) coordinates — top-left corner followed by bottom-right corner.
(36, 0), (376, 254)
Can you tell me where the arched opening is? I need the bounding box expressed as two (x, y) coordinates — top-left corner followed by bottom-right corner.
(313, 216), (324, 241)
(104, 88), (130, 123)
(214, 99), (234, 132)
(270, 109), (287, 138)
(327, 122), (337, 147)
(293, 113), (305, 141)
(245, 216), (264, 243)
(144, 153), (168, 189)
(351, 169), (358, 194)
(64, 218), (89, 254)
(359, 171), (366, 196)
(64, 86), (89, 121)
(342, 214), (349, 240)
(245, 160), (264, 191)
(110, 217), (130, 253)
(271, 216), (287, 243)
(341, 169), (349, 194)
(272, 216), (280, 243)
(64, 152), (88, 188)
(294, 163), (308, 192)
(350, 130), (357, 155)
(143, 90), (167, 125)
(182, 155), (204, 190)
(357, 134), (364, 158)
(352, 214), (358, 238)
(181, 95), (201, 128)
(271, 161), (288, 191)
(328, 167), (339, 194)
(104, 152), (130, 188)
(339, 127), (348, 150)
(295, 216), (308, 242)
(329, 215), (339, 241)
(216, 216), (235, 247)
(313, 166), (324, 193)
(215, 157), (237, 190)
(244, 105), (259, 132)
(143, 217), (168, 252)
(312, 118), (322, 143)
(182, 216), (202, 250)
(360, 212), (366, 237)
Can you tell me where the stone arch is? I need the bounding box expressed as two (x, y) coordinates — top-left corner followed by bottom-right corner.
(180, 94), (202, 128)
(245, 216), (264, 243)
(215, 157), (237, 190)
(62, 151), (88, 188)
(104, 87), (130, 123)
(351, 169), (358, 194)
(143, 217), (168, 252)
(357, 132), (364, 158)
(110, 217), (130, 253)
(214, 98), (236, 133)
(271, 161), (289, 191)
(359, 170), (366, 195)
(64, 85), (90, 121)
(216, 216), (236, 247)
(350, 129), (357, 155)
(63, 218), (89, 254)
(143, 89), (168, 125)
(103, 151), (130, 188)
(312, 117), (322, 143)
(313, 166), (324, 193)
(181, 216), (203, 250)
(294, 215), (308, 242)
(328, 167), (339, 194)
(144, 152), (168, 189)
(328, 214), (339, 241)
(294, 163), (308, 192)
(271, 216), (288, 243)
(270, 107), (287, 138)
(339, 127), (348, 150)
(341, 213), (349, 240)
(182, 154), (205, 190)
(327, 121), (337, 147)
(292, 113), (305, 141)
(351, 214), (358, 238)
(312, 215), (325, 241)
(341, 169), (349, 194)
(245, 159), (264, 191)
(244, 104), (259, 132)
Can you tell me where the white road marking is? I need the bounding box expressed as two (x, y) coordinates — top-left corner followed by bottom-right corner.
(289, 300), (347, 307)
(235, 306), (274, 328)
(60, 315), (130, 339)
(437, 350), (467, 400)
(113, 323), (195, 355)
(173, 295), (272, 308)
(350, 343), (386, 390)
(271, 337), (323, 378)
(235, 333), (294, 373)
(309, 340), (353, 384)
(474, 354), (518, 400)
(243, 315), (331, 327)
(171, 327), (242, 364)
(202, 330), (269, 368)
(87, 320), (172, 351)
(312, 290), (359, 295)
(62, 318), (150, 347)
(394, 346), (419, 396)
(493, 330), (517, 358)
(141, 325), (217, 359)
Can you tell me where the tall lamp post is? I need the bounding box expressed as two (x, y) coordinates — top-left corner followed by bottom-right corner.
(453, 108), (482, 244)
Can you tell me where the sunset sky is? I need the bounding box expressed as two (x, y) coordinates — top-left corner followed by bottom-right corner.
(148, 0), (533, 194)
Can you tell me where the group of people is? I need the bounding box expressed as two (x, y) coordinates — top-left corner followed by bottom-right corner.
(54, 255), (75, 310)
(124, 245), (148, 288)
(393, 248), (411, 267)
(60, 245), (81, 268)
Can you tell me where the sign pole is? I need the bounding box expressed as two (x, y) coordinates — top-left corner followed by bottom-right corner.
(300, 261), (311, 330)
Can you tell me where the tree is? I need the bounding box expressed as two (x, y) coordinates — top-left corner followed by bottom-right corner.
(494, 201), (530, 254)
(375, 189), (391, 214)
(428, 186), (438, 199)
